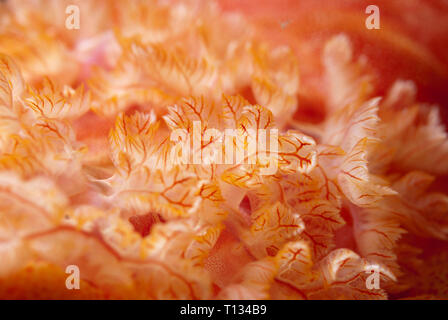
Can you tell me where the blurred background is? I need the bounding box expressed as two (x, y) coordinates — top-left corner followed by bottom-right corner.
(218, 0), (448, 123)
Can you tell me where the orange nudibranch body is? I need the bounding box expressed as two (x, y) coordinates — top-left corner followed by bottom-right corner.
(0, 0), (447, 300)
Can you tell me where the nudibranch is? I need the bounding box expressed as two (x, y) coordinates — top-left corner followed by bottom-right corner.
(0, 0), (447, 299)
